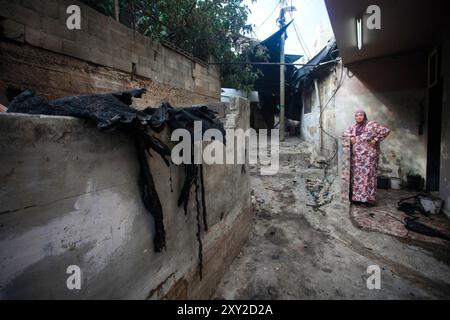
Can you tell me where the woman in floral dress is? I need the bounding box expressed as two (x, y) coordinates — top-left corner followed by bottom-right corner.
(343, 110), (390, 206)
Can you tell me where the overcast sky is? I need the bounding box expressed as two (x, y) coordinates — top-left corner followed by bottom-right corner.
(243, 0), (333, 59)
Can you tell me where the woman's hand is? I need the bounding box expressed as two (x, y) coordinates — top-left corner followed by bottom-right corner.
(350, 137), (356, 145)
(370, 138), (377, 146)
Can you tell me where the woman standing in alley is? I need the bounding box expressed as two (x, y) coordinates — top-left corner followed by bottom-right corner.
(343, 110), (390, 206)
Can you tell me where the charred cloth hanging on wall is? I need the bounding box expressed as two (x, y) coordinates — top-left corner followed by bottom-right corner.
(6, 88), (225, 279)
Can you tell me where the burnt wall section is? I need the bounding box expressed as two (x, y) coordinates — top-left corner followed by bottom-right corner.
(0, 0), (220, 105)
(0, 97), (252, 299)
(301, 54), (428, 187)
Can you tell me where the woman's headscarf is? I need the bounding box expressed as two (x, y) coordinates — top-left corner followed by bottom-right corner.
(354, 110), (368, 136)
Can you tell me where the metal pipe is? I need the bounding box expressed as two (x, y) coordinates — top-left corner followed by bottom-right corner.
(314, 79), (323, 151)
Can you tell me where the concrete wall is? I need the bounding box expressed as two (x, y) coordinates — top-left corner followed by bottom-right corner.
(0, 0), (221, 105)
(301, 53), (429, 183)
(0, 97), (252, 299)
(439, 20), (450, 216)
(300, 69), (337, 157)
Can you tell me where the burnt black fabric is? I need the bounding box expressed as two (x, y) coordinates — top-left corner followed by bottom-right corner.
(144, 103), (226, 142)
(397, 195), (450, 241)
(405, 217), (450, 241)
(8, 88), (152, 131)
(135, 134), (167, 252)
(397, 194), (430, 217)
(7, 89), (224, 265)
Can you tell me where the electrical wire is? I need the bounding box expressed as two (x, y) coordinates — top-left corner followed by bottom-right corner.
(287, 1), (312, 59)
(319, 61), (345, 165)
(292, 21), (312, 59)
(296, 22), (312, 58)
(254, 2), (280, 32)
(305, 62), (345, 206)
(312, 61), (346, 194)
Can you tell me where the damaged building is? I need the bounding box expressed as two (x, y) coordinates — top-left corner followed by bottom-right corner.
(292, 0), (450, 216)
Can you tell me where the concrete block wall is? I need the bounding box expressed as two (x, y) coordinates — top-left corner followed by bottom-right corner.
(0, 0), (221, 104)
(301, 56), (429, 186)
(335, 55), (428, 183)
(0, 97), (252, 299)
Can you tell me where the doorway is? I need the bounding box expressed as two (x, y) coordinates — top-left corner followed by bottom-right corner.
(426, 76), (443, 191)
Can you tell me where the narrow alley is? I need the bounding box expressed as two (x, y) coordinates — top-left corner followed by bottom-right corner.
(1, 0), (450, 304)
(215, 137), (450, 299)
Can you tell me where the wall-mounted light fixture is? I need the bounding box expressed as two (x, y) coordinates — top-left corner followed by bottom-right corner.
(356, 17), (363, 50)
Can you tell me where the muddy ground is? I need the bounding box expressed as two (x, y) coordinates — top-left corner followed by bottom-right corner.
(214, 138), (450, 299)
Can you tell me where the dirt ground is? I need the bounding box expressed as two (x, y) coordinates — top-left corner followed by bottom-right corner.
(214, 137), (450, 299)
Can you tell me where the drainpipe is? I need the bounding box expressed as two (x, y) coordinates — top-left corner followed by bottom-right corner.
(314, 79), (323, 152)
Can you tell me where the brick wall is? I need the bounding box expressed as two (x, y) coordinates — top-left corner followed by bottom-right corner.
(0, 0), (221, 105)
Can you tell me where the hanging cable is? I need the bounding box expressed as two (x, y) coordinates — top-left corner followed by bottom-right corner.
(286, 3), (312, 60)
(305, 63), (345, 209)
(318, 62), (345, 169)
(292, 21), (312, 59)
(254, 2), (280, 32)
(295, 22), (312, 58)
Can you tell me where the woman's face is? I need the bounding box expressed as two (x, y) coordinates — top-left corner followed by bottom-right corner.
(355, 112), (365, 123)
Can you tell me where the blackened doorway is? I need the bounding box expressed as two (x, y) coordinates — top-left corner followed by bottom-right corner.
(426, 76), (443, 191)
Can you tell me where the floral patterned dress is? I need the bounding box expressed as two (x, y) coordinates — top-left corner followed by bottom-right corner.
(343, 121), (390, 204)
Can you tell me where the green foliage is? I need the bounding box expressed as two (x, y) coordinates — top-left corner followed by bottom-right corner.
(218, 37), (267, 92)
(80, 0), (115, 17)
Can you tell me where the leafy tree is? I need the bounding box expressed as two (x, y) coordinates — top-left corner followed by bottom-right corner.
(80, 0), (116, 17)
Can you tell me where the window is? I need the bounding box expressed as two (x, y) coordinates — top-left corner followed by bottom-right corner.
(303, 87), (313, 114)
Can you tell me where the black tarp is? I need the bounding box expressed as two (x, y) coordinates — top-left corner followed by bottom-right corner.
(253, 26), (338, 123)
(287, 38), (338, 120)
(252, 22), (302, 126)
(290, 37), (338, 91)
